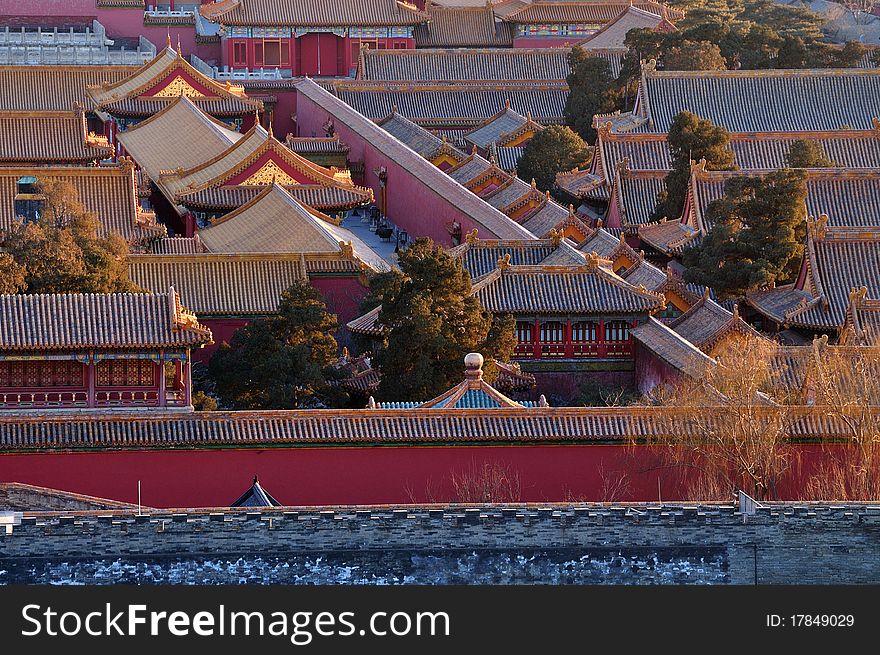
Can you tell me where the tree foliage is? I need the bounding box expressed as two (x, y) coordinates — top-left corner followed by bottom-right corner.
(516, 125), (591, 193)
(662, 40), (727, 71)
(647, 336), (795, 501)
(619, 0), (864, 86)
(209, 281), (345, 409)
(653, 112), (736, 222)
(785, 139), (835, 168)
(367, 238), (516, 402)
(564, 49), (621, 142)
(0, 180), (137, 294)
(682, 169), (807, 298)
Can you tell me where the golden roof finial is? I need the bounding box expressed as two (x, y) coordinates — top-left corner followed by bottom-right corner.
(496, 253), (511, 270)
(466, 227), (480, 244)
(530, 178), (537, 189)
(176, 34), (182, 56)
(504, 98), (511, 109)
(548, 228), (562, 246)
(585, 251), (601, 270)
(166, 30), (171, 49)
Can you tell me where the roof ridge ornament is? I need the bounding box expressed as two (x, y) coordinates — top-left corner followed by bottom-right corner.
(466, 228), (480, 244)
(496, 253), (512, 270)
(807, 213), (829, 241)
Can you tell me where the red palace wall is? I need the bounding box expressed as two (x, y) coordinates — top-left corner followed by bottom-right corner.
(297, 92), (509, 246)
(0, 443), (836, 508)
(310, 276), (368, 331)
(634, 341), (682, 397)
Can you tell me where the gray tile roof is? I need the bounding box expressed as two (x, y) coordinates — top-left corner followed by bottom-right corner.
(358, 47), (569, 82)
(332, 80), (568, 129)
(637, 66), (880, 133)
(0, 290), (211, 351)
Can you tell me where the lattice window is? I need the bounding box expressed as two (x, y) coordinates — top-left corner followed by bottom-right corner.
(539, 321), (564, 343)
(0, 361), (83, 388)
(606, 320), (631, 343)
(515, 321), (533, 345)
(571, 321), (598, 343)
(97, 360), (156, 388)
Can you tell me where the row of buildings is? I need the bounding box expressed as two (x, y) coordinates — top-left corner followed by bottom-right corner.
(0, 2), (877, 507)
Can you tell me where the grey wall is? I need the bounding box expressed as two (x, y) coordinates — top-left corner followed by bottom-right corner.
(2, 504), (879, 584)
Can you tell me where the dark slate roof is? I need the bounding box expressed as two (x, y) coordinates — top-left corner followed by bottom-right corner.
(637, 65), (880, 133)
(465, 105), (538, 149)
(331, 80), (568, 128)
(377, 109), (448, 158)
(788, 229), (880, 330)
(473, 261), (666, 314)
(231, 476), (282, 507)
(611, 169), (666, 231)
(358, 47), (569, 82)
(689, 168), (880, 232)
(0, 290), (212, 351)
(667, 295), (762, 350)
(448, 238), (560, 278)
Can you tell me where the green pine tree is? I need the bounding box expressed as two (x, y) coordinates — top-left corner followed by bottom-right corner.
(368, 238), (515, 402)
(653, 112), (736, 222)
(683, 169), (808, 298)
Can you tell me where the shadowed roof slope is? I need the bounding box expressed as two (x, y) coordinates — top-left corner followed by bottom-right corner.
(357, 47), (569, 81)
(128, 254), (309, 316)
(414, 4), (514, 47)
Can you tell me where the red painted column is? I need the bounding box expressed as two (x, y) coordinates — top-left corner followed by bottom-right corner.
(158, 357), (167, 408)
(183, 357), (192, 408)
(86, 359), (96, 408)
(564, 320), (573, 358)
(598, 319), (607, 358)
(532, 319), (541, 359)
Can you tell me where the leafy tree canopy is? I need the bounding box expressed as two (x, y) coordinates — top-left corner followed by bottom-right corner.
(367, 238), (515, 402)
(653, 111), (736, 222)
(209, 281), (345, 409)
(516, 125), (591, 193)
(620, 0), (864, 85)
(682, 169), (808, 298)
(785, 139), (835, 168)
(0, 180), (137, 294)
(564, 49), (621, 142)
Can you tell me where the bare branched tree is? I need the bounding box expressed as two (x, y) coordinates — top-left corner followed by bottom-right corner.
(450, 461), (522, 504)
(805, 340), (880, 500)
(647, 336), (796, 501)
